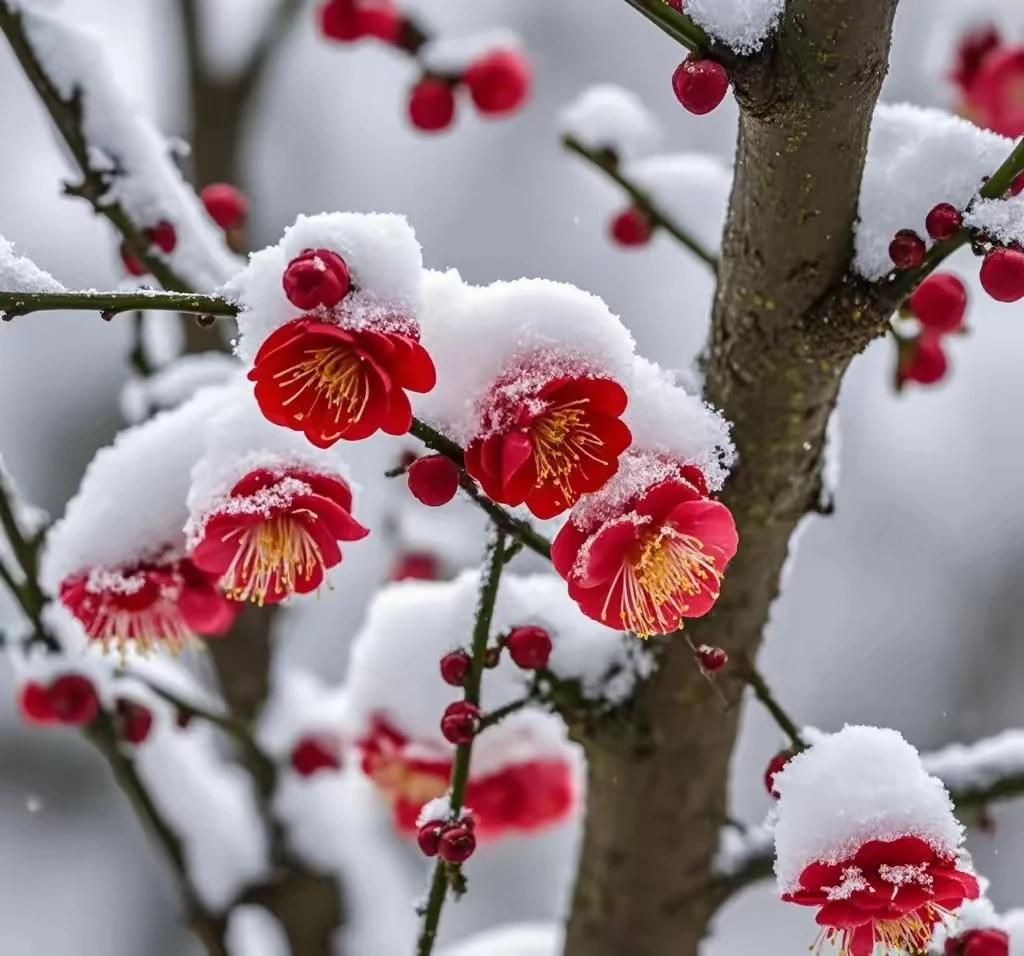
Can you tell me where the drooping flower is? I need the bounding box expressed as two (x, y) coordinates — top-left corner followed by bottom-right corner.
(783, 836), (980, 956)
(248, 315), (436, 447)
(190, 466), (368, 606)
(357, 715), (575, 838)
(464, 362), (632, 519)
(552, 454), (737, 636)
(59, 556), (237, 654)
(962, 46), (1024, 137)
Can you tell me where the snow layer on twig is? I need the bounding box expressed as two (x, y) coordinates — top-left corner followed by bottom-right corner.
(0, 235), (64, 296)
(560, 85), (662, 161)
(772, 725), (965, 893)
(855, 104), (1013, 280)
(966, 194), (1024, 247)
(226, 212), (424, 363)
(685, 0), (785, 54)
(923, 729), (1024, 796)
(19, 5), (241, 291)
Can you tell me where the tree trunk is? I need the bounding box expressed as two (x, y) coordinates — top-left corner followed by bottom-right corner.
(564, 3), (900, 954)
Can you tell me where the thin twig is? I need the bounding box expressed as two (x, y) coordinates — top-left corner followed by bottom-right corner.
(416, 528), (507, 956)
(562, 134), (718, 269)
(732, 655), (806, 752)
(620, 0), (716, 57)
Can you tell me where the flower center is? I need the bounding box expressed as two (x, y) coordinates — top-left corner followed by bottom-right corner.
(221, 512), (326, 605)
(529, 399), (607, 500)
(609, 525), (722, 637)
(275, 344), (369, 426)
(366, 750), (448, 806)
(88, 595), (194, 657)
(815, 904), (949, 956)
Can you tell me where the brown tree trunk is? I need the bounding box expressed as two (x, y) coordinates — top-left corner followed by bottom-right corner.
(564, 3), (900, 954)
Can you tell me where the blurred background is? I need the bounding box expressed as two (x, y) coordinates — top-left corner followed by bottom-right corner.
(1, 0), (1023, 952)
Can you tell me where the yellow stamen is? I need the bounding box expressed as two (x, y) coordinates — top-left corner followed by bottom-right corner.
(274, 345), (370, 430)
(530, 398), (608, 507)
(94, 602), (196, 659)
(606, 526), (721, 637)
(813, 903), (951, 956)
(368, 753), (447, 806)
(221, 512), (326, 606)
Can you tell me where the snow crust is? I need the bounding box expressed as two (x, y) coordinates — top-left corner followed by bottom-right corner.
(559, 85), (662, 162)
(440, 923), (562, 956)
(685, 0), (785, 54)
(419, 30), (521, 75)
(120, 352), (242, 423)
(965, 195), (1024, 247)
(625, 153), (732, 255)
(19, 5), (240, 291)
(773, 725), (965, 893)
(855, 104), (1013, 280)
(0, 234), (64, 297)
(923, 729), (1024, 796)
(226, 212), (424, 363)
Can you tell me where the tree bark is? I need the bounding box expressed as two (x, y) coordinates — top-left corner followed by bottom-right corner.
(564, 3), (899, 954)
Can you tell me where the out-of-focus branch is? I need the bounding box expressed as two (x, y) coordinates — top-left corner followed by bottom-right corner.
(0, 289), (239, 321)
(0, 3), (191, 291)
(562, 133), (718, 269)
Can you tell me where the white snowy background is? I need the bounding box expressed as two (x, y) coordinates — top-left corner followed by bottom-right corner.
(1, 0), (1023, 953)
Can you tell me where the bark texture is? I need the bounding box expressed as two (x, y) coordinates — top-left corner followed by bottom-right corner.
(564, 3), (900, 954)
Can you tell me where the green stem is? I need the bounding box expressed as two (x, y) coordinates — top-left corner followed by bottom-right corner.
(620, 0), (714, 55)
(733, 656), (806, 752)
(0, 290), (238, 320)
(563, 135), (718, 270)
(415, 528), (507, 956)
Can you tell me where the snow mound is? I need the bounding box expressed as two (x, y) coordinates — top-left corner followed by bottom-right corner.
(560, 85), (662, 161)
(440, 923), (561, 956)
(685, 0), (786, 54)
(0, 235), (64, 297)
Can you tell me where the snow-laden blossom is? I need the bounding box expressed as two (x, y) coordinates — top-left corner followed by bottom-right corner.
(190, 466), (368, 606)
(60, 556), (237, 654)
(552, 454), (737, 636)
(775, 726), (979, 956)
(464, 361), (632, 519)
(357, 715), (575, 838)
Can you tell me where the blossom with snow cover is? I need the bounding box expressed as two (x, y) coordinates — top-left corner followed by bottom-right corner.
(228, 213), (435, 447)
(343, 572), (649, 836)
(42, 384), (240, 654)
(186, 380), (368, 606)
(774, 726), (980, 956)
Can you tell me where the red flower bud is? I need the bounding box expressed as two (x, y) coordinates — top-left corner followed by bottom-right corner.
(672, 56), (729, 115)
(909, 273), (967, 333)
(408, 79), (456, 132)
(416, 819), (444, 857)
(696, 644), (728, 673)
(390, 552), (439, 582)
(115, 699), (154, 745)
(980, 246), (1024, 302)
(464, 50), (531, 115)
(898, 331), (948, 387)
(282, 248), (352, 310)
(925, 203), (963, 241)
(506, 625), (552, 670)
(440, 650), (472, 687)
(18, 682), (57, 724)
(945, 928), (1010, 956)
(764, 749), (796, 799)
(200, 183), (248, 231)
(407, 455), (460, 506)
(889, 229), (926, 269)
(440, 701), (480, 745)
(291, 735), (343, 777)
(48, 674), (99, 726)
(609, 207), (653, 247)
(438, 822), (476, 863)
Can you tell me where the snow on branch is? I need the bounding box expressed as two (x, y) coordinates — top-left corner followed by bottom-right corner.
(0, 1), (241, 292)
(0, 234), (63, 296)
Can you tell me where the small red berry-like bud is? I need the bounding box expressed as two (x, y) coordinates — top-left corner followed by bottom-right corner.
(408, 78), (456, 132)
(464, 50), (531, 115)
(898, 331), (948, 386)
(290, 735), (342, 777)
(440, 650), (472, 687)
(407, 455), (460, 506)
(925, 202), (963, 241)
(764, 749), (796, 799)
(945, 928), (1010, 956)
(980, 246), (1024, 302)
(1011, 171), (1024, 197)
(355, 5), (401, 41)
(200, 183), (248, 231)
(175, 708), (194, 730)
(666, 0), (684, 9)
(609, 207), (653, 247)
(18, 682), (57, 724)
(909, 273), (967, 333)
(119, 242), (148, 277)
(696, 644), (728, 673)
(150, 221), (177, 254)
(47, 674), (99, 726)
(320, 0), (399, 42)
(115, 699), (154, 745)
(889, 229), (926, 269)
(391, 552), (439, 582)
(506, 625), (552, 670)
(671, 56), (729, 115)
(440, 701), (480, 745)
(282, 248), (352, 310)
(438, 822), (477, 863)
(416, 819), (445, 857)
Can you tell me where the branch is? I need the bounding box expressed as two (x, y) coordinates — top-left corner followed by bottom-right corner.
(562, 134), (717, 269)
(619, 0), (716, 58)
(0, 290), (239, 321)
(731, 655), (806, 752)
(416, 528), (508, 956)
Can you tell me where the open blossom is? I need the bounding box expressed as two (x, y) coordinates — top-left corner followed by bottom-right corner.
(190, 466), (368, 606)
(783, 836), (979, 956)
(249, 316), (436, 447)
(358, 715), (575, 838)
(951, 27), (1024, 137)
(59, 556), (238, 654)
(552, 457), (737, 636)
(464, 364), (632, 519)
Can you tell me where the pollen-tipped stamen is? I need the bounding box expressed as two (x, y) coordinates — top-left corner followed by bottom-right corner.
(274, 345), (370, 426)
(530, 398), (608, 501)
(90, 601), (196, 657)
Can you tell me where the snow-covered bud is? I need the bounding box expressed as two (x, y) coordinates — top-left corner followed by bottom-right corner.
(282, 248), (352, 311)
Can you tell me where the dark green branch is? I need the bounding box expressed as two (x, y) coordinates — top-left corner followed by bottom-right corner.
(0, 290), (239, 321)
(563, 134), (718, 270)
(620, 0), (715, 57)
(732, 655), (806, 752)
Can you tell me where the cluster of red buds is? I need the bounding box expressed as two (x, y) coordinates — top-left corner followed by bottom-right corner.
(19, 676), (154, 745)
(439, 625), (552, 692)
(290, 734), (343, 777)
(417, 812), (477, 863)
